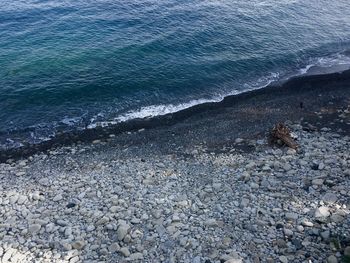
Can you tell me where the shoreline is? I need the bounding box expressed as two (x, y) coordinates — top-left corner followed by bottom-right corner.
(0, 69), (349, 262)
(0, 96), (349, 262)
(1, 68), (350, 163)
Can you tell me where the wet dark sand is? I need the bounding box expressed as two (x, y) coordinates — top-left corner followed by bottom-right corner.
(1, 69), (350, 162)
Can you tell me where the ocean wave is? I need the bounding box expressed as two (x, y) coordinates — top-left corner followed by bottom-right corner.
(87, 71), (282, 128)
(299, 52), (350, 75)
(1, 51), (350, 150)
(87, 98), (224, 129)
(87, 52), (350, 129)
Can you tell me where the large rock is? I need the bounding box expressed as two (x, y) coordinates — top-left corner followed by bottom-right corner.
(28, 224), (41, 234)
(117, 223), (130, 241)
(314, 206), (330, 218)
(38, 178), (50, 186)
(312, 179), (324, 186)
(322, 193), (338, 204)
(108, 243), (120, 253)
(279, 256), (288, 263)
(53, 194), (63, 202)
(72, 240), (85, 250)
(119, 247), (130, 257)
(327, 255), (338, 263)
(344, 246), (350, 256)
(285, 212), (298, 221)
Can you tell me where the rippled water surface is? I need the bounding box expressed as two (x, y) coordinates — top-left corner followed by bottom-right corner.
(1, 0), (350, 148)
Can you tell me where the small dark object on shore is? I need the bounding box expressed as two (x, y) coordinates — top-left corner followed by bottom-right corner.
(300, 102), (303, 109)
(270, 123), (298, 149)
(276, 223), (284, 229)
(66, 203), (76, 208)
(311, 163), (319, 170)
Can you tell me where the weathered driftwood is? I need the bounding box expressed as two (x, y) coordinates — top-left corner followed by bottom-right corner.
(270, 123), (298, 149)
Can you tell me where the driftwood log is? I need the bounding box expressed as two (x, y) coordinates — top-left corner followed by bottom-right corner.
(270, 123), (298, 149)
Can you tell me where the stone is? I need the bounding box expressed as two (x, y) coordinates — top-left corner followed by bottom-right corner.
(65, 227), (72, 236)
(109, 206), (118, 213)
(16, 171), (26, 176)
(110, 196), (119, 204)
(276, 239), (287, 248)
(46, 223), (55, 233)
(283, 163), (291, 171)
(318, 162), (325, 170)
(129, 252), (143, 260)
(32, 191), (41, 200)
(315, 206), (330, 218)
(330, 214), (344, 223)
(38, 178), (50, 186)
(327, 255), (338, 263)
(322, 193), (338, 204)
(9, 194), (19, 204)
(72, 241), (85, 250)
(53, 194), (63, 202)
(56, 219), (69, 226)
(279, 255), (288, 263)
(70, 256), (80, 263)
(100, 248), (108, 255)
(285, 212), (298, 221)
(205, 219), (218, 227)
(213, 183), (222, 191)
(1, 248), (14, 262)
(172, 214), (181, 222)
(119, 247), (130, 257)
(284, 228), (293, 236)
(311, 228), (320, 236)
(86, 225), (95, 232)
(28, 224), (41, 234)
(18, 160), (27, 166)
(312, 179), (324, 186)
(109, 243), (120, 253)
(235, 138), (244, 144)
(344, 169), (350, 177)
(287, 149), (296, 155)
(17, 195), (27, 205)
(344, 246), (350, 256)
(250, 182), (259, 189)
(296, 225), (304, 232)
(117, 223), (130, 241)
(320, 230), (330, 240)
(240, 198), (249, 208)
(66, 203), (76, 208)
(301, 220), (313, 227)
(276, 222), (284, 229)
(292, 239), (303, 250)
(96, 216), (109, 225)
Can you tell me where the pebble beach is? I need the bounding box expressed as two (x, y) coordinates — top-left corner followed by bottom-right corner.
(1, 115), (350, 263)
(1, 72), (350, 263)
(1, 0), (350, 262)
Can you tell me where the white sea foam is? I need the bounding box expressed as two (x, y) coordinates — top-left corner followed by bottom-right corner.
(87, 53), (350, 130)
(87, 98), (224, 129)
(61, 117), (82, 126)
(299, 53), (350, 75)
(316, 53), (350, 67)
(87, 72), (284, 129)
(299, 64), (314, 75)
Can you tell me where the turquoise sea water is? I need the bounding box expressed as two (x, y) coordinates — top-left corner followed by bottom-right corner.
(1, 0), (350, 148)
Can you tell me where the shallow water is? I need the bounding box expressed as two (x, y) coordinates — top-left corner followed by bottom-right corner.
(1, 0), (350, 148)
